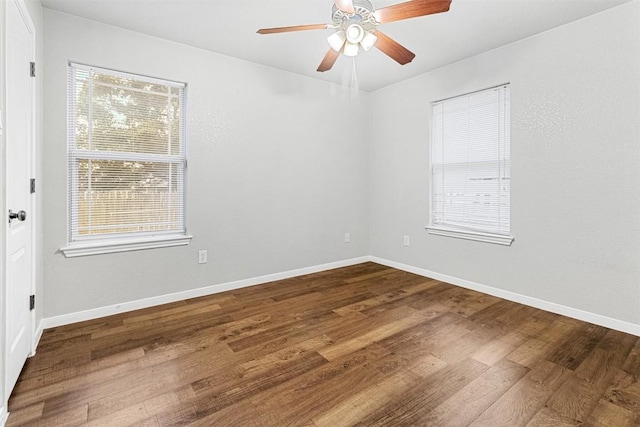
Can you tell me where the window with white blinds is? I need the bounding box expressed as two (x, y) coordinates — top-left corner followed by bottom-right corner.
(64, 63), (189, 256)
(428, 84), (513, 245)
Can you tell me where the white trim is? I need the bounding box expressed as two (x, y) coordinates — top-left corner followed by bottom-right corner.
(31, 320), (44, 356)
(370, 256), (640, 337)
(38, 255), (640, 338)
(40, 256), (370, 329)
(60, 234), (192, 257)
(426, 226), (514, 246)
(0, 405), (8, 427)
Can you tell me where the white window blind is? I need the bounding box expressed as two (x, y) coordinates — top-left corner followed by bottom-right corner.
(430, 84), (511, 239)
(67, 63), (187, 247)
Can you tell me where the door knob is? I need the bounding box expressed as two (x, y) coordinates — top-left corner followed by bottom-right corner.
(8, 209), (26, 223)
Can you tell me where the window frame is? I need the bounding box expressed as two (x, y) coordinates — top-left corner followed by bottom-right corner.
(426, 84), (514, 246)
(61, 63), (191, 257)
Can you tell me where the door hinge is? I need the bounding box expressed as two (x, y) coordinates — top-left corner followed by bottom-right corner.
(30, 62), (36, 77)
(30, 295), (35, 311)
(30, 178), (36, 194)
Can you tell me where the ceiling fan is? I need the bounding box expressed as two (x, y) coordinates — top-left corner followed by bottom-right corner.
(257, 0), (452, 72)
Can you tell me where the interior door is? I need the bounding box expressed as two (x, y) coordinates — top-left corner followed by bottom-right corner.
(5, 0), (35, 398)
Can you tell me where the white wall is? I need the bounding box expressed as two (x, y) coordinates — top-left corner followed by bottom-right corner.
(370, 1), (640, 326)
(42, 10), (370, 318)
(41, 1), (640, 333)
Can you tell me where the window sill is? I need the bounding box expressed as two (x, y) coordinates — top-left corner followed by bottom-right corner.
(425, 226), (514, 246)
(61, 234), (192, 258)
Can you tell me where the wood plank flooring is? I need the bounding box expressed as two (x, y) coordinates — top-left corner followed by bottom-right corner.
(6, 262), (640, 426)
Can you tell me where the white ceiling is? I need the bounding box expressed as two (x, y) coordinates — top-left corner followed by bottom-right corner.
(40, 0), (632, 92)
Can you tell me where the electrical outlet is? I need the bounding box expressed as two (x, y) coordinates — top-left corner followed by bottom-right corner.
(344, 233), (350, 243)
(198, 250), (208, 264)
(403, 235), (410, 246)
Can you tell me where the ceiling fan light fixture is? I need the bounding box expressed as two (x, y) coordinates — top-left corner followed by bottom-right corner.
(258, 0), (453, 73)
(327, 30), (347, 51)
(360, 31), (377, 51)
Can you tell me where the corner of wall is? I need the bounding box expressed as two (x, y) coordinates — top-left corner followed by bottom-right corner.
(366, 89), (375, 258)
(371, 256), (640, 337)
(40, 256), (371, 329)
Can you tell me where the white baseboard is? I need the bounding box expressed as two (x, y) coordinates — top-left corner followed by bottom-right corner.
(39, 254), (640, 338)
(40, 256), (370, 330)
(371, 256), (640, 337)
(32, 320), (44, 355)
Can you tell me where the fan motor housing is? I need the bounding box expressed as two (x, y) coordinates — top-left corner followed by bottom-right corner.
(332, 0), (377, 30)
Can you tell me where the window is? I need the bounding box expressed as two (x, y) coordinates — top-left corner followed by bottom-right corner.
(427, 84), (513, 245)
(62, 63), (190, 257)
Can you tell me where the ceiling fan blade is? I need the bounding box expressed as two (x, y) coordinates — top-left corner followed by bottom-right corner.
(317, 48), (341, 72)
(334, 0), (355, 13)
(257, 24), (328, 34)
(374, 31), (415, 65)
(374, 0), (452, 24)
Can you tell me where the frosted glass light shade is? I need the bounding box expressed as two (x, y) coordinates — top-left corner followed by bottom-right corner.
(360, 31), (378, 51)
(343, 41), (359, 57)
(327, 30), (347, 52)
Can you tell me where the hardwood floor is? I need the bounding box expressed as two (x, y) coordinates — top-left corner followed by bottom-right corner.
(6, 262), (640, 426)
